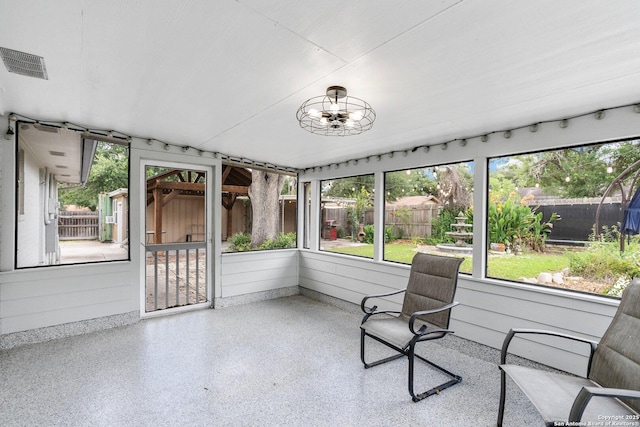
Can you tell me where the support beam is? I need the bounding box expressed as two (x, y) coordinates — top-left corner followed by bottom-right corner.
(153, 183), (163, 244)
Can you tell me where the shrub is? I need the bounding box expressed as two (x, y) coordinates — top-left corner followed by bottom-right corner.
(228, 232), (252, 252)
(362, 225), (393, 244)
(488, 198), (559, 253)
(431, 208), (459, 243)
(228, 232), (296, 252)
(258, 232), (297, 250)
(363, 225), (374, 244)
(568, 240), (640, 286)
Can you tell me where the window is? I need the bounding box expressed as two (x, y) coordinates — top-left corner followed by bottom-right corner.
(384, 162), (473, 273)
(487, 139), (640, 296)
(222, 166), (297, 252)
(303, 182), (311, 249)
(16, 148), (24, 215)
(15, 122), (129, 268)
(319, 174), (374, 258)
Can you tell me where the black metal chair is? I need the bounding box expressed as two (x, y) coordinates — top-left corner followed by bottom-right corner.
(498, 278), (640, 426)
(360, 253), (464, 402)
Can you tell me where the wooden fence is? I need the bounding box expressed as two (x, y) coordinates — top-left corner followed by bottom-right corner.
(58, 211), (99, 240)
(323, 205), (439, 238)
(380, 205), (438, 238)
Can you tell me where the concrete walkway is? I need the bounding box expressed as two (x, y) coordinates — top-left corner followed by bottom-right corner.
(59, 240), (128, 263)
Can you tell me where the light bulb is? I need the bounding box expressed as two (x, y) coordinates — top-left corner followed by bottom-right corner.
(350, 111), (363, 121)
(308, 108), (321, 119)
(329, 103), (339, 113)
(320, 117), (328, 125)
(345, 119), (355, 128)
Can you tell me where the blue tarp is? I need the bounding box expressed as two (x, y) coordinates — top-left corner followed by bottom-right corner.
(621, 185), (640, 242)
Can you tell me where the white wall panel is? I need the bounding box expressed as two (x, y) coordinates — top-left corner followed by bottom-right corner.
(0, 263), (133, 334)
(220, 250), (298, 298)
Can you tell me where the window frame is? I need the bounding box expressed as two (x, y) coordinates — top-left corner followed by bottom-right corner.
(14, 123), (131, 269)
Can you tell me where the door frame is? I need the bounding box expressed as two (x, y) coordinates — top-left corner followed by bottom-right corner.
(138, 158), (215, 318)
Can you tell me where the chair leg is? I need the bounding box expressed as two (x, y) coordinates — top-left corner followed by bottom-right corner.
(497, 369), (507, 426)
(408, 340), (462, 403)
(360, 329), (404, 369)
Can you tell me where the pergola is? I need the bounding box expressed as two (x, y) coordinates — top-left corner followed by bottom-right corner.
(146, 166), (252, 243)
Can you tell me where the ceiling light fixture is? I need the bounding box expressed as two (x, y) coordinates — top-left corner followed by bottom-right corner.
(296, 86), (375, 136)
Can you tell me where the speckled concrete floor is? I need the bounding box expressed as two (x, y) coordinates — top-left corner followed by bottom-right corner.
(0, 295), (543, 426)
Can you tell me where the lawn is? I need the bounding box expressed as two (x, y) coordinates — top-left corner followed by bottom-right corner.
(326, 242), (570, 279)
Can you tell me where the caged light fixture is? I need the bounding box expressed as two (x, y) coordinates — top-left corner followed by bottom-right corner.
(296, 86), (375, 136)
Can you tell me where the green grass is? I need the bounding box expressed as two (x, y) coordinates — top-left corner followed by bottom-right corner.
(326, 242), (570, 279)
(486, 252), (569, 280)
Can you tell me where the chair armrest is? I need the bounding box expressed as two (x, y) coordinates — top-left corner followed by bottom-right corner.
(360, 288), (406, 314)
(408, 301), (459, 335)
(569, 386), (640, 422)
(500, 328), (599, 368)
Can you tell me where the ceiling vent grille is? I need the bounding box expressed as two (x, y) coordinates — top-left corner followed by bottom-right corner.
(0, 47), (48, 80)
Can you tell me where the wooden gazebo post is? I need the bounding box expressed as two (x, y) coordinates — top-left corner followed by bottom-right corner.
(153, 180), (163, 244)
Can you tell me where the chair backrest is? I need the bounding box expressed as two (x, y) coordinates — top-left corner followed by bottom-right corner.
(589, 279), (640, 413)
(400, 253), (464, 329)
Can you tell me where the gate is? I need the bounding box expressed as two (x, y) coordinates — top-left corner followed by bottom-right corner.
(145, 242), (207, 312)
(58, 211), (99, 240)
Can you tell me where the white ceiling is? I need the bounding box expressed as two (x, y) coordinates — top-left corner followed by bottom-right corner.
(1, 0), (639, 170)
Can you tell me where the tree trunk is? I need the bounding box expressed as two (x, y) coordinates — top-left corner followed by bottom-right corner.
(248, 170), (284, 248)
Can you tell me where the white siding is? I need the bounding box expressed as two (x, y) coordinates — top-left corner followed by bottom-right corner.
(0, 262), (134, 334)
(220, 249), (298, 298)
(16, 148), (43, 267)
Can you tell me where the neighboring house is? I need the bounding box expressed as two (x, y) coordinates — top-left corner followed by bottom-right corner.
(15, 123), (96, 268)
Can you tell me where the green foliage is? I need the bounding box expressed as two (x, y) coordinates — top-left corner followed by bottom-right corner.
(494, 140), (640, 198)
(430, 208), (460, 243)
(411, 236), (426, 246)
(59, 142), (129, 210)
(569, 226), (640, 288)
(568, 240), (640, 284)
(323, 176), (374, 198)
(228, 232), (252, 251)
(388, 206), (411, 239)
(258, 232), (297, 250)
(526, 211), (560, 252)
(362, 225), (394, 244)
(384, 169), (437, 201)
(488, 195), (559, 253)
(346, 186), (373, 239)
(228, 232), (296, 252)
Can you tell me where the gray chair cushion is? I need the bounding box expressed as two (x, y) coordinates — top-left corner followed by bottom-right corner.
(361, 317), (440, 349)
(401, 253), (463, 329)
(501, 365), (636, 424)
(589, 279), (640, 414)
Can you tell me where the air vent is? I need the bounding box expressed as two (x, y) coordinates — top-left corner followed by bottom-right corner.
(55, 165), (68, 169)
(0, 46), (48, 80)
(49, 151), (66, 157)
